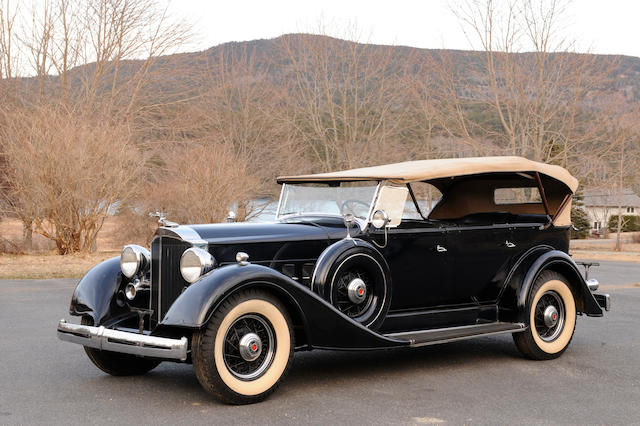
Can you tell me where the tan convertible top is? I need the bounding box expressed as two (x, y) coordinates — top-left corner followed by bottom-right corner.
(278, 156), (578, 192)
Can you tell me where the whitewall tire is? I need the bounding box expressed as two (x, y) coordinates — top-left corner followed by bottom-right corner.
(192, 290), (294, 404)
(513, 271), (577, 360)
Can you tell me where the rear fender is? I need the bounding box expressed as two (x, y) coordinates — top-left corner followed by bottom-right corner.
(160, 263), (405, 350)
(512, 250), (603, 322)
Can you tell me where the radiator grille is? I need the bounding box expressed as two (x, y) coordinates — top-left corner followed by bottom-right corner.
(150, 236), (192, 324)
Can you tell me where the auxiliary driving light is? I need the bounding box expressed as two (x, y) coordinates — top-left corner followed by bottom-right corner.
(125, 279), (144, 301)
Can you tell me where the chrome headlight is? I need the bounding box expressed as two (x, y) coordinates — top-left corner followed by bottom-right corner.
(120, 245), (150, 279)
(180, 247), (216, 283)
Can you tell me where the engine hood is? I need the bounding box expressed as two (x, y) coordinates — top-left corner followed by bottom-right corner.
(155, 216), (353, 263)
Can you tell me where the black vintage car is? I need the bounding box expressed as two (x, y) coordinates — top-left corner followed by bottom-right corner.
(57, 156), (610, 404)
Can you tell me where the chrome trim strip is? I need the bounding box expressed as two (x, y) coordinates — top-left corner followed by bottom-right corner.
(364, 181), (382, 231)
(385, 322), (526, 347)
(57, 319), (188, 361)
(409, 326), (526, 347)
(275, 184), (286, 220)
(156, 225), (207, 248)
(158, 236), (162, 323)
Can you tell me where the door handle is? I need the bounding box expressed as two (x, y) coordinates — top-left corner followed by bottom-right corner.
(505, 240), (516, 248)
(436, 245), (447, 252)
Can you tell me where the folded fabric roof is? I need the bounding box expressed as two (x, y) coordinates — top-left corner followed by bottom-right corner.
(277, 156), (578, 193)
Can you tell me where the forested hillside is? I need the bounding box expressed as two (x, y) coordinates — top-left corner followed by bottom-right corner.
(1, 0), (638, 254)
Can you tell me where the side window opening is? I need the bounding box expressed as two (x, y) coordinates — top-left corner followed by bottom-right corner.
(403, 182), (442, 219)
(494, 187), (541, 205)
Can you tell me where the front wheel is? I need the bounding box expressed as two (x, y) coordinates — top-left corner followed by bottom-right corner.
(513, 271), (577, 360)
(192, 290), (294, 404)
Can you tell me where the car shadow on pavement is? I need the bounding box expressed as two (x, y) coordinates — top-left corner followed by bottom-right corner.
(286, 334), (521, 382)
(105, 334), (523, 406)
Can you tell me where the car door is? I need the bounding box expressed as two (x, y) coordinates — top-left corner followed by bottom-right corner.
(447, 220), (517, 304)
(372, 221), (452, 310)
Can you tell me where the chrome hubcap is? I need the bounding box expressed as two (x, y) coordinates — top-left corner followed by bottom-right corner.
(347, 278), (367, 304)
(238, 332), (262, 361)
(534, 291), (565, 342)
(543, 306), (559, 328)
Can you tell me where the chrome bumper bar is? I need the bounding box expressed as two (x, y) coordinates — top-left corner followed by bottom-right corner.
(57, 319), (188, 361)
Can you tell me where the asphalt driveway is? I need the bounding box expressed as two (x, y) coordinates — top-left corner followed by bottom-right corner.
(0, 260), (638, 425)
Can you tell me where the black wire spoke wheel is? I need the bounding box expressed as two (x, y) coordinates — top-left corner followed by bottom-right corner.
(334, 269), (374, 318)
(533, 291), (565, 342)
(192, 290), (294, 404)
(327, 250), (391, 329)
(512, 270), (577, 360)
(223, 314), (275, 381)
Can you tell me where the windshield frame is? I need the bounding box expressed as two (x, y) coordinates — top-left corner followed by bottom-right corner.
(275, 181), (381, 221)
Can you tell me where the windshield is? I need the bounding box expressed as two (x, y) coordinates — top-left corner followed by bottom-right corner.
(277, 182), (379, 219)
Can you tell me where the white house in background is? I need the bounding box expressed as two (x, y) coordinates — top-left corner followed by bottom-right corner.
(582, 188), (640, 232)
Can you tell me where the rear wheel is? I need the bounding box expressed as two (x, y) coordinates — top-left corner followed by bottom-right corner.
(513, 271), (577, 360)
(192, 290), (294, 404)
(81, 316), (161, 376)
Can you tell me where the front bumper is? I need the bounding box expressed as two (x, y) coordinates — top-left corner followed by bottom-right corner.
(57, 319), (188, 361)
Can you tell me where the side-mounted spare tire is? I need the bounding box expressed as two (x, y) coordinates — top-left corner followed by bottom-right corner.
(311, 239), (391, 330)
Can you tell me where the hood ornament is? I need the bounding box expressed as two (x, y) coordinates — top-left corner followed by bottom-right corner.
(149, 211), (179, 228)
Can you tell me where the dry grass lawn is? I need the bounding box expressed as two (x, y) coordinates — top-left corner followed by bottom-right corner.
(0, 252), (120, 279)
(570, 234), (640, 263)
(0, 217), (126, 279)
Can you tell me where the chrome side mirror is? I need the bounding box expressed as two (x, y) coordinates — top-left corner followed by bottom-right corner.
(226, 211), (237, 223)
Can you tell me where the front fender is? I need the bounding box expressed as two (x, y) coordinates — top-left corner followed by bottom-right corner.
(516, 250), (603, 322)
(69, 257), (127, 325)
(160, 263), (406, 350)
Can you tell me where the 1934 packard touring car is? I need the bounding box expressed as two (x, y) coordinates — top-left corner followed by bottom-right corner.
(57, 156), (610, 404)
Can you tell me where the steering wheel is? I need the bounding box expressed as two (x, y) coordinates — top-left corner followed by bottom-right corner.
(340, 199), (370, 217)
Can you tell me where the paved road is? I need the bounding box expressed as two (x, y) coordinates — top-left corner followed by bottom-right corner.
(1, 261), (639, 425)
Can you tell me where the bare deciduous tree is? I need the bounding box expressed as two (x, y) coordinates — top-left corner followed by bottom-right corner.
(277, 29), (412, 172)
(0, 0), (19, 81)
(1, 106), (144, 254)
(0, 0), (192, 253)
(448, 0), (621, 174)
(143, 142), (258, 224)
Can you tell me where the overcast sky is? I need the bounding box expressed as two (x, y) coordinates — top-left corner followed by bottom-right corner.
(170, 0), (640, 58)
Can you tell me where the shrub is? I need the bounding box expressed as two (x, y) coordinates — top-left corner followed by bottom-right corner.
(608, 215), (640, 233)
(1, 106), (145, 254)
(570, 206), (590, 239)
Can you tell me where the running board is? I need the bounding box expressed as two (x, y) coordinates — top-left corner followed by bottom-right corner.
(384, 322), (526, 347)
